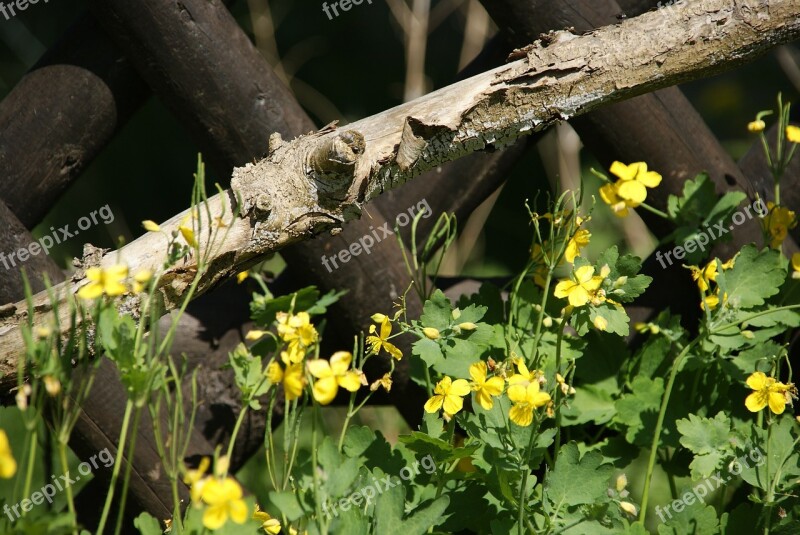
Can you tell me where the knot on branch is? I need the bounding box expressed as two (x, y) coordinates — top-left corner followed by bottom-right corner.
(307, 130), (365, 197)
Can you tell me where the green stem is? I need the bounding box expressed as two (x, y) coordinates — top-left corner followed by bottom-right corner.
(517, 417), (542, 535)
(639, 339), (698, 524)
(58, 442), (78, 535)
(553, 313), (570, 463)
(96, 400), (133, 535)
(763, 421), (773, 535)
(637, 202), (670, 220)
(338, 392), (358, 452)
(226, 403), (250, 467)
(21, 430), (37, 514)
(114, 405), (143, 535)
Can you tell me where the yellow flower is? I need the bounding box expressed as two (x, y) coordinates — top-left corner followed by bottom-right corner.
(142, 220), (161, 232)
(507, 380), (551, 427)
(307, 351), (362, 405)
(179, 226), (198, 248)
(599, 183), (630, 217)
(787, 125), (800, 143)
(424, 376), (470, 416)
(554, 266), (605, 307)
(200, 477), (249, 530)
(745, 372), (795, 414)
(690, 260), (718, 292)
(280, 345), (305, 365)
(761, 202), (797, 249)
(133, 269), (153, 294)
(748, 120), (766, 133)
(423, 327), (440, 340)
(253, 505), (282, 535)
(276, 312), (318, 352)
(565, 228), (591, 263)
(0, 429), (17, 479)
(183, 456), (210, 503)
(792, 253), (800, 280)
(610, 161), (662, 205)
(366, 317), (403, 360)
(370, 373), (393, 393)
(78, 265), (129, 299)
(237, 271), (249, 284)
(468, 361), (505, 410)
(600, 162), (662, 216)
(265, 360), (306, 401)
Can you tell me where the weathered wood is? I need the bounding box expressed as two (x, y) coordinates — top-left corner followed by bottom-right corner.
(1, 0), (797, 389)
(0, 203), (64, 305)
(0, 14), (149, 228)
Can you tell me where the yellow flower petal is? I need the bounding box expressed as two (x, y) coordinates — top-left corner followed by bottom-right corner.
(786, 125), (800, 143)
(307, 359), (332, 379)
(203, 504), (229, 530)
(442, 394), (464, 415)
(424, 395), (444, 413)
(617, 179), (648, 205)
(449, 379), (471, 397)
(329, 351), (352, 375)
(337, 371), (363, 392)
(745, 391), (767, 412)
(312, 376), (338, 405)
(746, 372), (768, 391)
(509, 404), (534, 426)
(768, 391), (787, 415)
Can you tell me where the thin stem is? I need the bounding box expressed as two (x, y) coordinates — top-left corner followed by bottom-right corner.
(57, 442), (78, 535)
(96, 400), (134, 535)
(226, 403), (250, 466)
(636, 201), (670, 220)
(338, 392), (358, 452)
(639, 339), (699, 524)
(114, 405), (143, 535)
(553, 312), (571, 462)
(21, 430), (37, 514)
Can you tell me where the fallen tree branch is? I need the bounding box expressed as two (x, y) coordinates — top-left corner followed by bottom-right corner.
(1, 0), (798, 387)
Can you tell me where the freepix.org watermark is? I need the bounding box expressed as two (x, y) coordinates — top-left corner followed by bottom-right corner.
(655, 445), (765, 523)
(0, 204), (115, 272)
(321, 0), (373, 20)
(3, 447), (114, 521)
(321, 453), (436, 518)
(0, 0), (50, 21)
(321, 198), (432, 273)
(654, 198), (767, 269)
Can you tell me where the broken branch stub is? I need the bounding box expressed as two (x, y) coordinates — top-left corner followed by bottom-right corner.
(1, 0), (798, 390)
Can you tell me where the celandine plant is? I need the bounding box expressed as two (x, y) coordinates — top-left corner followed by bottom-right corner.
(1, 99), (800, 535)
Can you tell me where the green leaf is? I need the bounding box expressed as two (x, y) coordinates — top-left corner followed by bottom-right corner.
(656, 501), (720, 535)
(374, 485), (450, 534)
(250, 286), (344, 326)
(420, 290), (454, 330)
(545, 442), (613, 507)
(268, 491), (306, 521)
(715, 246), (785, 309)
(613, 376), (664, 446)
(133, 513), (162, 535)
(676, 412), (732, 456)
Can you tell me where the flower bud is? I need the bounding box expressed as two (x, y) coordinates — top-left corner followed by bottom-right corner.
(451, 308), (462, 320)
(747, 120), (766, 133)
(458, 322), (477, 331)
(371, 313), (387, 323)
(593, 316), (608, 332)
(616, 474), (628, 492)
(613, 276), (628, 289)
(44, 376), (61, 397)
(423, 327), (440, 340)
(542, 317), (553, 328)
(619, 501), (637, 516)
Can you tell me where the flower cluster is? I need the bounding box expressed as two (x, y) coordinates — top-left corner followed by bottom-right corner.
(424, 358), (563, 427)
(183, 457), (250, 530)
(760, 202), (797, 249)
(260, 311), (363, 405)
(76, 264), (153, 300)
(599, 161), (662, 217)
(688, 257), (734, 310)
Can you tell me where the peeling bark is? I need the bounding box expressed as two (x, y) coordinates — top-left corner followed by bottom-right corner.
(2, 0), (798, 388)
